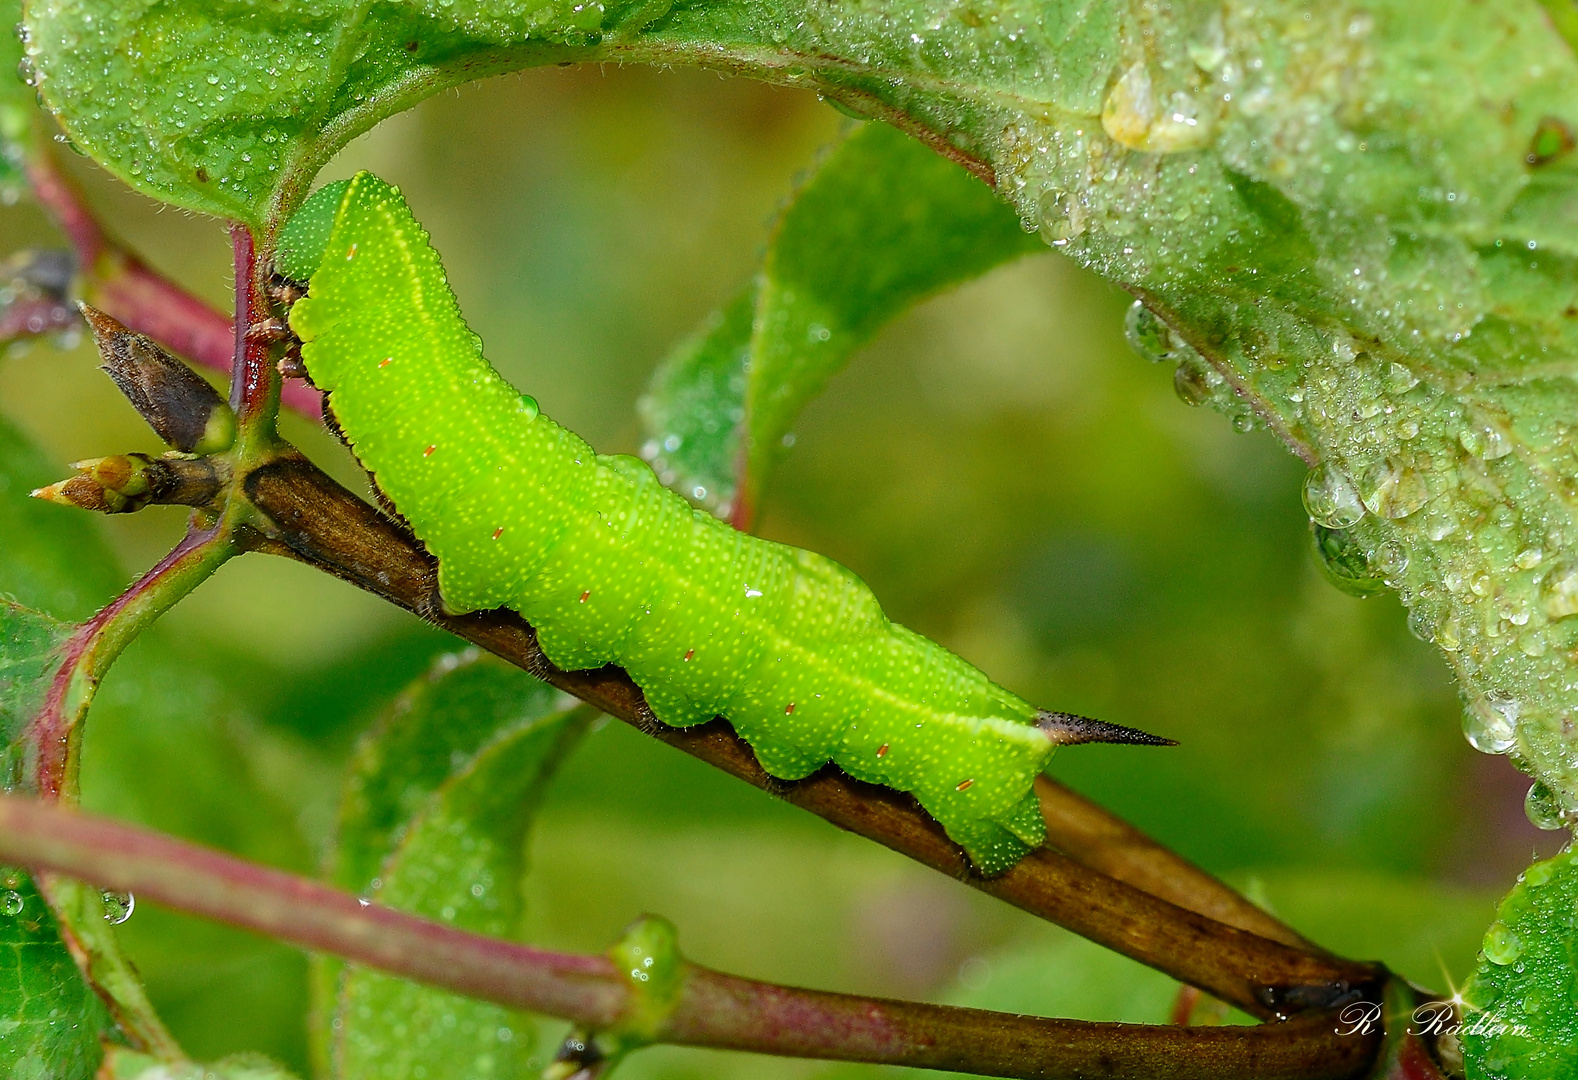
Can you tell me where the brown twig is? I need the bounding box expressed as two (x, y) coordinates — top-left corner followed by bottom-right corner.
(236, 451), (1385, 1020)
(0, 794), (1381, 1080)
(1033, 776), (1323, 953)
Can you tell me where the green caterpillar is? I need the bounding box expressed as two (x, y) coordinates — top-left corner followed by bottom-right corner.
(275, 171), (1169, 874)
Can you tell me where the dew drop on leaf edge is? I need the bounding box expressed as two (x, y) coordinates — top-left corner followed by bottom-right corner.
(1462, 695), (1519, 756)
(1309, 523), (1386, 598)
(1524, 781), (1568, 831)
(1483, 921), (1522, 966)
(1302, 463), (1365, 529)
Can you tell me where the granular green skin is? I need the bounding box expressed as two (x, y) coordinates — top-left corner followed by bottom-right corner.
(1463, 846), (1578, 1079)
(282, 173), (1053, 872)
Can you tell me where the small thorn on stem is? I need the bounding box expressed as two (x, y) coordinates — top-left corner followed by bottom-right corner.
(1036, 710), (1177, 747)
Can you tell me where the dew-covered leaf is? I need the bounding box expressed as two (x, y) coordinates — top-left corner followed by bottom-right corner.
(1462, 846), (1578, 1080)
(320, 650), (591, 1080)
(99, 1045), (301, 1080)
(657, 0), (1578, 832)
(0, 868), (114, 1080)
(22, 0), (670, 224)
(639, 121), (1039, 523)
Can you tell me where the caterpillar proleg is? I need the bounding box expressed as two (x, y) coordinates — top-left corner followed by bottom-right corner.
(276, 172), (1172, 873)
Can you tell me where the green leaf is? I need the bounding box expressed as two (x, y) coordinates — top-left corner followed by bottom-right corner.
(640, 121), (1041, 522)
(0, 0), (37, 201)
(1463, 847), (1578, 1079)
(0, 868), (114, 1080)
(99, 1046), (301, 1080)
(0, 598), (65, 764)
(23, 0), (665, 224)
(319, 650), (591, 1080)
(0, 414), (123, 621)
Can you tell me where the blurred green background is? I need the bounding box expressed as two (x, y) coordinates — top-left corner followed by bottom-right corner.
(0, 66), (1559, 1077)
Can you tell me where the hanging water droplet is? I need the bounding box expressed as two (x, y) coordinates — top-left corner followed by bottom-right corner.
(1123, 300), (1170, 362)
(2, 890), (22, 916)
(1483, 921), (1523, 965)
(1461, 695), (1519, 755)
(1310, 524), (1386, 597)
(1302, 464), (1365, 529)
(518, 394), (539, 420)
(1407, 604), (1437, 642)
(1374, 540), (1409, 583)
(1360, 458), (1428, 519)
(1173, 358), (1219, 406)
(101, 890), (134, 925)
(1037, 189), (1084, 245)
(1525, 782), (1568, 830)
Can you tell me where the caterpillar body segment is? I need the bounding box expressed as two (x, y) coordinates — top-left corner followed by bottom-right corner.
(277, 172), (1169, 874)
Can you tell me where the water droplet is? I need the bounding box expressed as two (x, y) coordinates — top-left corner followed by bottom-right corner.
(1360, 458), (1428, 519)
(1302, 464), (1365, 529)
(1483, 921), (1522, 965)
(1462, 695), (1519, 755)
(518, 394), (539, 420)
(1173, 358), (1219, 406)
(1407, 604), (1437, 642)
(1123, 301), (1171, 362)
(1374, 540), (1409, 582)
(1525, 782), (1568, 830)
(2, 890), (22, 916)
(1037, 189), (1085, 244)
(1542, 561), (1578, 619)
(101, 890), (134, 925)
(1383, 362), (1420, 394)
(1460, 423), (1513, 460)
(1311, 524), (1385, 597)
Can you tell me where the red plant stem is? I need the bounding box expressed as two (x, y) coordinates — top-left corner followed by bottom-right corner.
(23, 147), (321, 417)
(227, 224), (276, 426)
(25, 523), (235, 799)
(0, 794), (1381, 1080)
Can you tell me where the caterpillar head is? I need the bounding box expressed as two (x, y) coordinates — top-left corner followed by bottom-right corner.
(275, 177), (355, 285)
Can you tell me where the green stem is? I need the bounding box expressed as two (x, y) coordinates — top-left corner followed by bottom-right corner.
(21, 521), (234, 1058)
